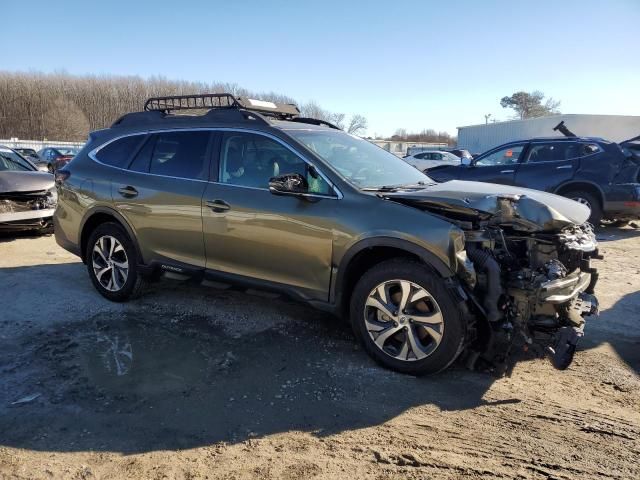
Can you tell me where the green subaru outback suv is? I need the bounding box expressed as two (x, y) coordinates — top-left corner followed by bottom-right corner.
(54, 94), (600, 375)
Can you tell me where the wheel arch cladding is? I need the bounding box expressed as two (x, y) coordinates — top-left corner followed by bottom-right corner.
(555, 181), (604, 207)
(334, 237), (453, 316)
(80, 208), (141, 264)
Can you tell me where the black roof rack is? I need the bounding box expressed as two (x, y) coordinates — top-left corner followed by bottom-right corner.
(144, 93), (301, 120)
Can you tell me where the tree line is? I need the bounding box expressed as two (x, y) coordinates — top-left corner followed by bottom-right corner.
(0, 71), (368, 141)
(389, 128), (456, 145)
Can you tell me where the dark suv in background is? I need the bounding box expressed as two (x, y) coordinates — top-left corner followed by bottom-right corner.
(428, 129), (640, 226)
(54, 94), (601, 375)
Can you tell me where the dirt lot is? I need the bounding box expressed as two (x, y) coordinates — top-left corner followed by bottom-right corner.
(0, 228), (639, 480)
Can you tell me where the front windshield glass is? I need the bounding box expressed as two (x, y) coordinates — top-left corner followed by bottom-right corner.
(288, 130), (433, 189)
(0, 148), (35, 172)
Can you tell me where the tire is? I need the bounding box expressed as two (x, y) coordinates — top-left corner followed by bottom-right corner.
(86, 222), (146, 302)
(349, 259), (466, 375)
(564, 190), (602, 225)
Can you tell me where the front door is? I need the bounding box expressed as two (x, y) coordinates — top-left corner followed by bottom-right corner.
(463, 143), (527, 185)
(202, 131), (336, 299)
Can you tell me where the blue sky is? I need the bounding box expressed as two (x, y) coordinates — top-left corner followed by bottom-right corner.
(2, 0), (639, 136)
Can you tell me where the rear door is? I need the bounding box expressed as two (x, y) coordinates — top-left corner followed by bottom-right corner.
(514, 141), (578, 192)
(462, 143), (527, 185)
(102, 130), (213, 268)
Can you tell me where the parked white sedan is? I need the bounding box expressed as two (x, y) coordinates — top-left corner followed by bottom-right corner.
(402, 151), (461, 172)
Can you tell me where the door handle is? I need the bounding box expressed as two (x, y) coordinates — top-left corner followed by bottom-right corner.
(500, 169), (515, 174)
(556, 165), (572, 170)
(118, 186), (138, 198)
(206, 199), (230, 213)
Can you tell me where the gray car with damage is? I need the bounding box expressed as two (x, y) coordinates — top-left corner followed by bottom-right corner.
(0, 145), (57, 231)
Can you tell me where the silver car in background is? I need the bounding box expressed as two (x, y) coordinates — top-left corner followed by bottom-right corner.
(403, 150), (461, 172)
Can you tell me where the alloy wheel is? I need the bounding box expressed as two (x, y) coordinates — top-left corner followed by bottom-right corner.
(92, 235), (129, 292)
(364, 280), (444, 361)
(571, 196), (592, 210)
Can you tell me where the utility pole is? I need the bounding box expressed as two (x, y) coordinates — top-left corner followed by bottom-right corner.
(484, 113), (492, 124)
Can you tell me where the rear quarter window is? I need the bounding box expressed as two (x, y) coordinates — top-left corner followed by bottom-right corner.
(95, 135), (146, 168)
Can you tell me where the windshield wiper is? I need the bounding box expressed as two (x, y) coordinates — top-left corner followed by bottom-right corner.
(361, 181), (433, 192)
(361, 185), (401, 192)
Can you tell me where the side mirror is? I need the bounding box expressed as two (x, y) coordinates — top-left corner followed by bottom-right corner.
(461, 157), (472, 166)
(269, 173), (309, 197)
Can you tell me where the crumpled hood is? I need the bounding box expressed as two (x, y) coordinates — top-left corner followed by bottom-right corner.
(0, 171), (54, 193)
(384, 180), (591, 232)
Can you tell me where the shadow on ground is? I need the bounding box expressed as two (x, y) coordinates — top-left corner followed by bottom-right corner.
(581, 290), (640, 375)
(0, 263), (512, 455)
(595, 224), (640, 243)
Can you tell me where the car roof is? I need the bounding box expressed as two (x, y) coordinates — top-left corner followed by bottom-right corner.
(502, 136), (606, 144)
(108, 110), (336, 135)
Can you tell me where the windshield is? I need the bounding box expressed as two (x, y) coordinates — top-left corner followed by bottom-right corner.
(288, 130), (433, 189)
(0, 148), (35, 171)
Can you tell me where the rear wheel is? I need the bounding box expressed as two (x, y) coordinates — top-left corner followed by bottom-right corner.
(564, 190), (602, 225)
(349, 259), (466, 375)
(86, 222), (146, 302)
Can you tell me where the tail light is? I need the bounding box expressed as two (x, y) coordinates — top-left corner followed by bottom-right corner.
(55, 169), (70, 186)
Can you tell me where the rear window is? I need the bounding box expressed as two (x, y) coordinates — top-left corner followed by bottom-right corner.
(95, 135), (146, 168)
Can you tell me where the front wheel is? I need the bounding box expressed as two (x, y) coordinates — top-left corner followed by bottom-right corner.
(564, 190), (602, 225)
(349, 259), (466, 375)
(86, 222), (146, 302)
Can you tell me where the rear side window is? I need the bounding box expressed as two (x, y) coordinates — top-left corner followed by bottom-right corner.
(580, 143), (602, 156)
(129, 131), (211, 180)
(95, 135), (146, 168)
(525, 142), (580, 163)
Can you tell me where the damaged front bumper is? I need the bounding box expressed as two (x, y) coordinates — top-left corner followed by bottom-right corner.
(0, 191), (56, 231)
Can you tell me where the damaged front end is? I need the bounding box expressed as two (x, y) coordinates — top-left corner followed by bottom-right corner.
(0, 190), (57, 231)
(461, 221), (600, 373)
(387, 182), (601, 373)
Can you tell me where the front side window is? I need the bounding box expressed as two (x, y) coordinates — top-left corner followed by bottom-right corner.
(219, 132), (331, 194)
(96, 135), (146, 168)
(475, 144), (525, 167)
(287, 130), (431, 189)
(127, 131), (211, 180)
(524, 142), (579, 163)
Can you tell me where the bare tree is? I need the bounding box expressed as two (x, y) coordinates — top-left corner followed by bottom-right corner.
(388, 127), (455, 145)
(0, 71), (368, 140)
(347, 114), (368, 135)
(43, 97), (90, 141)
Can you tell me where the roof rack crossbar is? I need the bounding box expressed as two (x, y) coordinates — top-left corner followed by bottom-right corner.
(289, 117), (341, 130)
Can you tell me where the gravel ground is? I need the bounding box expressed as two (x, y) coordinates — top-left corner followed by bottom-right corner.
(0, 228), (639, 479)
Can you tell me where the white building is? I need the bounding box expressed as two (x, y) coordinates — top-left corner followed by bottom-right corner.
(457, 114), (640, 155)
